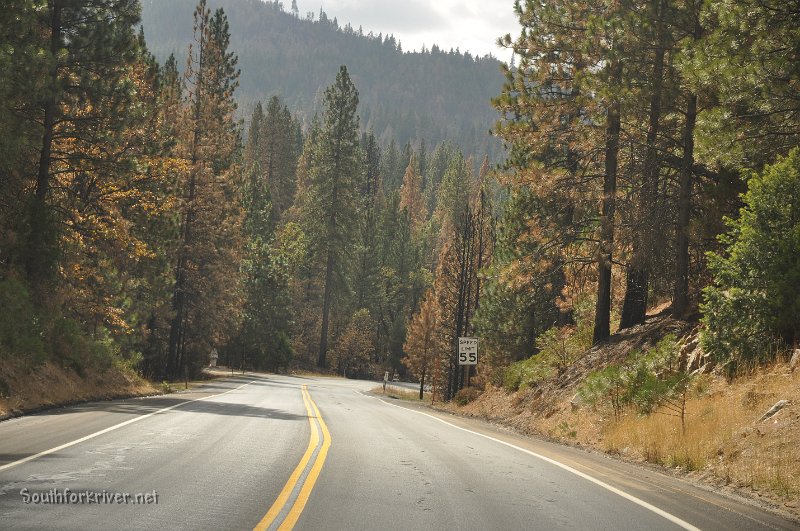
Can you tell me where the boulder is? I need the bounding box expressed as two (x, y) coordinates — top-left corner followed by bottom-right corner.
(790, 349), (800, 371)
(758, 400), (790, 423)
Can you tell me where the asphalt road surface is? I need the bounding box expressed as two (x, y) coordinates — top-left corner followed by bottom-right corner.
(0, 374), (796, 530)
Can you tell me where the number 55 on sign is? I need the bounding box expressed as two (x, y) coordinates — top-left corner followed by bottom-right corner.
(458, 337), (478, 365)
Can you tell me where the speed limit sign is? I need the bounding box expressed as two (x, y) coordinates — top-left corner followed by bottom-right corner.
(458, 337), (478, 365)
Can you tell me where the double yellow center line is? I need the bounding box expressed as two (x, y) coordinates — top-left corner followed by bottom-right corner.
(254, 385), (331, 531)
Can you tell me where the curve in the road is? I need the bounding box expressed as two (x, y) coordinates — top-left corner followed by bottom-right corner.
(254, 385), (331, 531)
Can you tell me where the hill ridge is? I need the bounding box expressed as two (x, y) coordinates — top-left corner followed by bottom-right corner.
(140, 0), (504, 158)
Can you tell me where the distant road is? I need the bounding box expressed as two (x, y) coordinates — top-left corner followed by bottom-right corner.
(0, 375), (795, 530)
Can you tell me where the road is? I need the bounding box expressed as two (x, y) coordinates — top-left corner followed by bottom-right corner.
(0, 374), (795, 530)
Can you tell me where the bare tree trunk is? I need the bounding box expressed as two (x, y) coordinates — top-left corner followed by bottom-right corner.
(593, 59), (621, 345)
(673, 6), (702, 318)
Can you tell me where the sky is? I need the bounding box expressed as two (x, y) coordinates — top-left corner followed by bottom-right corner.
(293, 0), (519, 62)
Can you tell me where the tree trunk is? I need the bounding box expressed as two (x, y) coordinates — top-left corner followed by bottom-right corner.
(318, 251), (335, 368)
(36, 2), (61, 202)
(593, 60), (621, 345)
(672, 93), (697, 318)
(27, 1), (62, 282)
(619, 268), (649, 328)
(620, 0), (667, 330)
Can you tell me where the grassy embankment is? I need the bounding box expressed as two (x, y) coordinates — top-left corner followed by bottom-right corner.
(447, 314), (799, 517)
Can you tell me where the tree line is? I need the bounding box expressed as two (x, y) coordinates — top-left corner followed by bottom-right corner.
(0, 0), (497, 397)
(138, 0), (505, 164)
(1, 0), (796, 399)
(456, 0), (799, 383)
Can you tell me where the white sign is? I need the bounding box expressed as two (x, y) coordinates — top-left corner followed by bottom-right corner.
(458, 337), (478, 365)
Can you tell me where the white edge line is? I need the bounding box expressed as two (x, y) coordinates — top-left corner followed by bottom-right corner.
(0, 381), (255, 474)
(373, 394), (701, 531)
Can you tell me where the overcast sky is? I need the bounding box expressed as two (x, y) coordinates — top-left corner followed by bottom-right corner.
(294, 0), (519, 62)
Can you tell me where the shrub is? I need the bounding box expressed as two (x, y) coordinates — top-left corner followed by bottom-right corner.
(579, 335), (692, 428)
(502, 297), (594, 392)
(701, 148), (800, 373)
(454, 386), (481, 406)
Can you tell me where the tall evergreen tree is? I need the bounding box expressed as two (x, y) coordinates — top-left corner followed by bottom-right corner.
(300, 65), (361, 368)
(167, 0), (243, 378)
(19, 0), (142, 287)
(259, 95), (301, 220)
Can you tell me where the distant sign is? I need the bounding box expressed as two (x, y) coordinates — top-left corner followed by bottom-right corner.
(458, 337), (478, 365)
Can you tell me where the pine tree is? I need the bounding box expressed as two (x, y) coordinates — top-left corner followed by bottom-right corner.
(260, 95), (301, 220)
(398, 155), (426, 232)
(403, 291), (439, 399)
(300, 65), (362, 368)
(167, 0), (243, 378)
(20, 0), (142, 288)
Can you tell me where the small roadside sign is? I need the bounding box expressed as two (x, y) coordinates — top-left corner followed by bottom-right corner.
(458, 337), (478, 365)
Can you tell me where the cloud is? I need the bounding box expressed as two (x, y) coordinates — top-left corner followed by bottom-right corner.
(303, 0), (446, 33)
(296, 0), (518, 61)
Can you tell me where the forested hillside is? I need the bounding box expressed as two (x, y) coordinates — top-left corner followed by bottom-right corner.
(139, 0), (504, 162)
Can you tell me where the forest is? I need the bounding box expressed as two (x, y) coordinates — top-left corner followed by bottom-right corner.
(0, 0), (798, 406)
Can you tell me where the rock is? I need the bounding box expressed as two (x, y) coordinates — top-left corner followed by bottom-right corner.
(680, 338), (699, 356)
(686, 346), (702, 372)
(790, 349), (800, 371)
(758, 400), (790, 422)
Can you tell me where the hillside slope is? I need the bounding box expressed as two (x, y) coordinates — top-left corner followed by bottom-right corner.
(446, 315), (800, 520)
(140, 0), (505, 159)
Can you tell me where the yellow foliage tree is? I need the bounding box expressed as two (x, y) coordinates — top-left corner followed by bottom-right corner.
(402, 291), (439, 399)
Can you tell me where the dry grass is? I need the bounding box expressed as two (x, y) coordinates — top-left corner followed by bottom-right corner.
(0, 358), (158, 418)
(452, 355), (800, 516)
(602, 365), (800, 500)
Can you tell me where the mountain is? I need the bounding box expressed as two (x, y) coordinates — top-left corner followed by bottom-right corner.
(139, 0), (506, 159)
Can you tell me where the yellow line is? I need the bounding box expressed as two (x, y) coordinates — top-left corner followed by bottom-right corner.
(278, 387), (332, 530)
(253, 385), (331, 531)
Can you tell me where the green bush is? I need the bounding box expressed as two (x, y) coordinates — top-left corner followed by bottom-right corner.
(502, 297), (594, 392)
(51, 318), (116, 375)
(701, 149), (800, 373)
(579, 364), (627, 418)
(578, 335), (691, 425)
